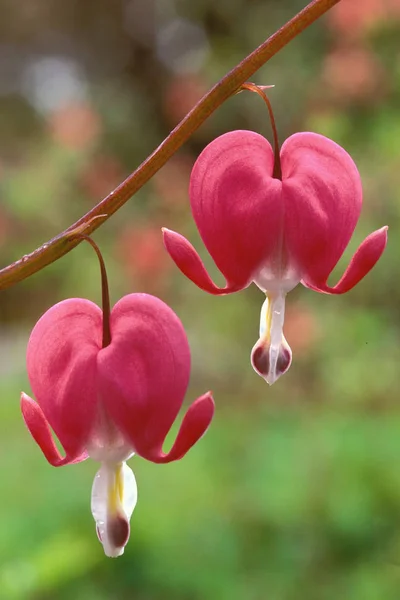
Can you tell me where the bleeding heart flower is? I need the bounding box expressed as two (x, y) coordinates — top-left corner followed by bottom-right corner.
(163, 115), (387, 385)
(21, 237), (214, 558)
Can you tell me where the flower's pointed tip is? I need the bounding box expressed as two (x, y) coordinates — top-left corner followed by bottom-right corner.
(193, 390), (215, 423)
(257, 366), (286, 386)
(251, 339), (292, 386)
(374, 225), (389, 246)
(381, 225), (389, 242)
(259, 368), (292, 387)
(266, 372), (280, 386)
(174, 389), (215, 448)
(21, 390), (30, 407)
(161, 226), (177, 243)
(198, 390), (215, 408)
(250, 362), (281, 386)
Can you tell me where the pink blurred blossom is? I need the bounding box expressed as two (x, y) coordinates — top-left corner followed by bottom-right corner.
(117, 224), (173, 293)
(321, 46), (385, 102)
(48, 102), (101, 150)
(164, 74), (208, 125)
(81, 155), (125, 201)
(152, 154), (194, 209)
(284, 304), (321, 356)
(328, 0), (390, 39)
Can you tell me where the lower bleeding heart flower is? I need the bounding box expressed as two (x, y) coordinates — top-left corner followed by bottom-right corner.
(21, 236), (214, 557)
(162, 85), (388, 385)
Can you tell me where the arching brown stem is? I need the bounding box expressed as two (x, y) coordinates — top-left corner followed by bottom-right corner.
(0, 0), (342, 291)
(241, 83), (282, 180)
(77, 235), (111, 348)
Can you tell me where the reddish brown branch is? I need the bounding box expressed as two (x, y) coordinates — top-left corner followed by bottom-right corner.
(0, 0), (342, 290)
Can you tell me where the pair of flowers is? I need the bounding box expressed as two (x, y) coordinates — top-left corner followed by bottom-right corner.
(21, 116), (387, 557)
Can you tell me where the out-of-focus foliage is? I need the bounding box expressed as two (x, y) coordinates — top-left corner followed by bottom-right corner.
(1, 0), (400, 598)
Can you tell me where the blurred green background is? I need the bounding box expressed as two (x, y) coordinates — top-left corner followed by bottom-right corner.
(1, 0), (400, 598)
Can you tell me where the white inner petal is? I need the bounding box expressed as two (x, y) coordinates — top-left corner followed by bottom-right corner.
(91, 461), (138, 558)
(266, 293), (287, 383)
(251, 291), (292, 385)
(259, 295), (269, 338)
(269, 293), (286, 348)
(87, 400), (133, 463)
(253, 264), (300, 294)
(251, 257), (299, 385)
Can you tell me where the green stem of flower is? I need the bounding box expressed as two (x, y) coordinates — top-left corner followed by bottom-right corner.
(0, 0), (343, 291)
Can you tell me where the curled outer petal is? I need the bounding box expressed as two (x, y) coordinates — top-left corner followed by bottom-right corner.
(162, 228), (243, 295)
(281, 132), (365, 285)
(97, 294), (214, 463)
(21, 392), (88, 466)
(26, 298), (102, 461)
(302, 226), (388, 294)
(185, 130), (283, 290)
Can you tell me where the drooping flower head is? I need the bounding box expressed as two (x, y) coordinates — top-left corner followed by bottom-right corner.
(162, 85), (388, 384)
(21, 236), (214, 557)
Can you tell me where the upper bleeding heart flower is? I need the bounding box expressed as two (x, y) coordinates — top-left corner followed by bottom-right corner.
(21, 240), (214, 558)
(163, 128), (388, 384)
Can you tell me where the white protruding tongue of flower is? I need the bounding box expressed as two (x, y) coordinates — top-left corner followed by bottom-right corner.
(251, 292), (292, 385)
(91, 461), (138, 557)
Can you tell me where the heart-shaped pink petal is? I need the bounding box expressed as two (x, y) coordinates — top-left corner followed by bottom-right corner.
(281, 132), (363, 285)
(188, 130), (283, 289)
(97, 294), (214, 462)
(26, 298), (102, 460)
